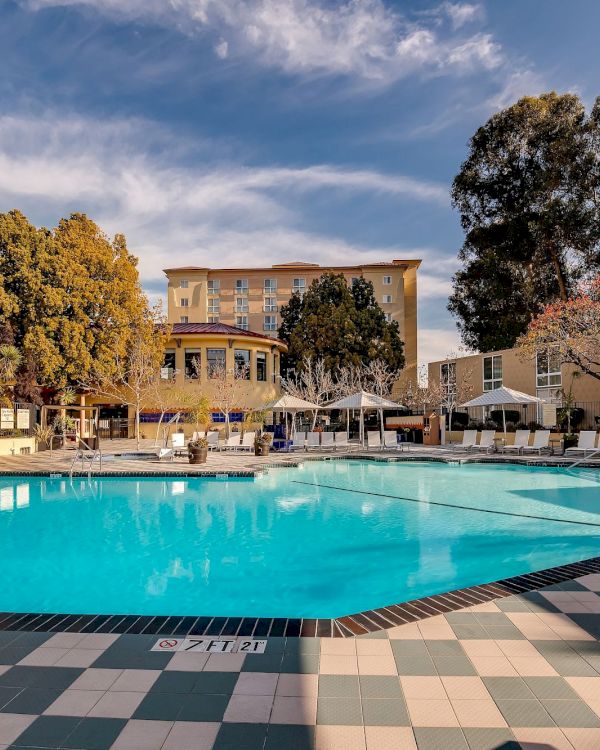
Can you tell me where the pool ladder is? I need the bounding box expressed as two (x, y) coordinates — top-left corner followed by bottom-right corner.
(69, 439), (103, 479)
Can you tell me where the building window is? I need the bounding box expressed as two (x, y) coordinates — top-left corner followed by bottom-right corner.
(208, 316), (219, 323)
(292, 278), (306, 294)
(235, 278), (249, 294)
(440, 362), (457, 398)
(264, 297), (277, 312)
(234, 297), (249, 312)
(180, 297), (189, 307)
(208, 299), (220, 314)
(234, 349), (251, 378)
(483, 355), (502, 391)
(207, 348), (226, 377)
(179, 316), (188, 324)
(350, 277), (359, 287)
(384, 313), (392, 322)
(264, 315), (277, 331)
(382, 295), (392, 304)
(536, 348), (562, 389)
(161, 349), (176, 380)
(180, 279), (189, 288)
(236, 315), (249, 330)
(256, 352), (267, 382)
(383, 275), (392, 285)
(207, 279), (220, 294)
(264, 278), (277, 293)
(184, 349), (201, 379)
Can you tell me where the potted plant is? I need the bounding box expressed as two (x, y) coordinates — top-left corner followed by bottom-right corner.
(254, 432), (272, 457)
(188, 436), (209, 464)
(34, 424), (55, 452)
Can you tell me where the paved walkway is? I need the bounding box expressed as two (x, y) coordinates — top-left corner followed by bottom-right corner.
(1, 576), (600, 749)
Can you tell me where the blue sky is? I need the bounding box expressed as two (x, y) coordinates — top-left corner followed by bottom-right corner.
(1, 0), (598, 365)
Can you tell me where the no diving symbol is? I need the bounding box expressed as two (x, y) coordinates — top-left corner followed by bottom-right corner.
(157, 639), (179, 650)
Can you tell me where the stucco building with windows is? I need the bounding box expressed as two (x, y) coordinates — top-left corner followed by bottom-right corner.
(163, 259), (420, 376)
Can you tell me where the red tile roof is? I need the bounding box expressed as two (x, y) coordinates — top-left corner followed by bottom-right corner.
(170, 322), (285, 346)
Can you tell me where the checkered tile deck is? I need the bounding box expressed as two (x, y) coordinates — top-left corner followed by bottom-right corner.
(1, 576), (600, 748)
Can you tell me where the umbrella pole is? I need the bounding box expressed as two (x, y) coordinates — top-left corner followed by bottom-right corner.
(503, 406), (506, 436)
(380, 408), (384, 443)
(346, 408), (349, 439)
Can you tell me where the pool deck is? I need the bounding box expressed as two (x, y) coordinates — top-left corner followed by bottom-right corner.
(0, 443), (599, 748)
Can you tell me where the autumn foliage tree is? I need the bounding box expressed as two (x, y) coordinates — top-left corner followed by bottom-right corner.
(518, 275), (600, 382)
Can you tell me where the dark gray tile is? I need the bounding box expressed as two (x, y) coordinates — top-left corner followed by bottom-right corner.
(541, 699), (600, 727)
(0, 686), (21, 711)
(394, 657), (437, 676)
(445, 613), (478, 624)
(240, 653), (283, 673)
(462, 727), (518, 750)
(495, 597), (531, 613)
(542, 580), (587, 592)
(433, 657), (476, 676)
(473, 613), (513, 627)
(425, 641), (465, 657)
(0, 632), (19, 648)
(264, 724), (315, 750)
(483, 626), (525, 640)
(0, 647), (35, 665)
(61, 717), (127, 750)
(284, 637), (320, 655)
(316, 697), (362, 725)
(523, 677), (579, 700)
(414, 727), (469, 750)
(359, 675), (403, 699)
(449, 624), (489, 640)
(263, 638), (285, 654)
(318, 675), (359, 698)
(91, 649), (172, 670)
(280, 653), (319, 674)
(391, 641), (429, 657)
(361, 698), (409, 726)
(214, 722), (268, 750)
(543, 655), (599, 677)
(0, 687), (62, 714)
(132, 691), (182, 721)
(0, 666), (83, 690)
(10, 632), (53, 649)
(178, 692), (230, 722)
(193, 672), (238, 694)
(356, 629), (387, 639)
(495, 699), (554, 727)
(149, 671), (197, 694)
(9, 715), (80, 748)
(482, 677), (534, 701)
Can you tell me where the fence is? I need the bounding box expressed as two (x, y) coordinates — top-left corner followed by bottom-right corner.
(0, 402), (36, 439)
(447, 401), (600, 431)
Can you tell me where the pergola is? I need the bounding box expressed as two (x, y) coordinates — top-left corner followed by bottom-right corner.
(322, 390), (404, 446)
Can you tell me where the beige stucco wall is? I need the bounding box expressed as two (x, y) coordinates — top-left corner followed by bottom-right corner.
(0, 437), (36, 456)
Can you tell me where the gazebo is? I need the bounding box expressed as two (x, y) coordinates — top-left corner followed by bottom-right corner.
(461, 386), (542, 434)
(263, 395), (321, 439)
(323, 390), (403, 446)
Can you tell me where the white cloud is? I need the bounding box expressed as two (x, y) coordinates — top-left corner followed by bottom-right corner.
(419, 326), (465, 367)
(22, 0), (504, 83)
(487, 68), (546, 110)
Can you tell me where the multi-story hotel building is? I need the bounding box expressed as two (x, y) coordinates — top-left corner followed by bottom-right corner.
(163, 260), (420, 374)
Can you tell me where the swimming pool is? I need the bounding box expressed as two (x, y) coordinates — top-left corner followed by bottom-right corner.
(0, 461), (598, 618)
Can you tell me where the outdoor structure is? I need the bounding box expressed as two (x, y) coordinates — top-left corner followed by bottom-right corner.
(428, 346), (600, 429)
(163, 259), (420, 376)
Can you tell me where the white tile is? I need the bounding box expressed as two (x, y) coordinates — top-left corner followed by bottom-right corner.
(110, 669), (161, 692)
(110, 719), (173, 750)
(42, 632), (86, 649)
(0, 714), (36, 744)
(44, 689), (105, 716)
(69, 668), (122, 691)
(162, 722), (220, 750)
(18, 647), (70, 666)
(54, 649), (104, 668)
(87, 691), (145, 719)
(77, 633), (120, 650)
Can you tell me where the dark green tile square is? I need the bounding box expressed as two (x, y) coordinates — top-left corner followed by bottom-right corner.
(523, 677), (579, 700)
(10, 715), (80, 749)
(1, 687), (63, 714)
(414, 727), (469, 750)
(463, 728), (518, 750)
(11, 632), (53, 649)
(214, 722), (268, 750)
(264, 724), (315, 750)
(241, 653), (283, 672)
(482, 677), (534, 701)
(61, 717), (127, 750)
(280, 652), (319, 674)
(362, 698), (409, 726)
(359, 675), (402, 699)
(316, 697), (362, 725)
(495, 699), (554, 727)
(178, 692), (230, 722)
(133, 691), (182, 721)
(433, 657), (476, 676)
(425, 641), (465, 657)
(318, 675), (359, 698)
(0, 647), (34, 665)
(541, 699), (600, 727)
(193, 672), (238, 694)
(394, 656), (436, 676)
(149, 670), (198, 693)
(0, 666), (82, 690)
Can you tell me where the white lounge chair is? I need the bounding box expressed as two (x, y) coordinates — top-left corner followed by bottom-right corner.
(472, 430), (496, 453)
(169, 432), (187, 456)
(306, 432), (321, 450)
(383, 430), (400, 451)
(501, 430), (531, 454)
(223, 434), (241, 451)
(333, 433), (353, 451)
(289, 432), (306, 451)
(565, 431), (598, 457)
(238, 431), (256, 451)
(206, 432), (219, 451)
(521, 430), (550, 455)
(450, 429), (478, 450)
(320, 432), (335, 450)
(157, 447), (174, 461)
(367, 431), (381, 450)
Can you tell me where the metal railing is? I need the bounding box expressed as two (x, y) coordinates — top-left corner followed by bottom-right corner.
(69, 439), (102, 479)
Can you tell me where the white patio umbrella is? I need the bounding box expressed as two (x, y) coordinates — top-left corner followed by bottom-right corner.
(263, 395), (322, 438)
(322, 391), (404, 446)
(461, 386), (542, 434)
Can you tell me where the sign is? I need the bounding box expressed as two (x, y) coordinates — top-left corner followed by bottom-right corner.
(0, 408), (14, 429)
(542, 403), (557, 428)
(151, 637), (267, 654)
(16, 409), (30, 429)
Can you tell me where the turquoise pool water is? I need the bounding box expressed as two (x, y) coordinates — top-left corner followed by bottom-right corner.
(1, 461), (599, 618)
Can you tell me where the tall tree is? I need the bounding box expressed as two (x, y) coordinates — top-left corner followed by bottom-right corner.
(449, 92), (600, 352)
(279, 273), (404, 373)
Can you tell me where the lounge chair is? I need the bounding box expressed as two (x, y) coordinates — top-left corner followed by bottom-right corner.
(521, 430), (550, 455)
(367, 431), (382, 450)
(289, 432), (306, 451)
(306, 432), (321, 450)
(565, 430), (598, 457)
(238, 431), (256, 451)
(383, 430), (400, 451)
(448, 429), (478, 450)
(472, 430), (496, 453)
(320, 432), (335, 450)
(206, 432), (219, 451)
(223, 434), (241, 451)
(333, 433), (354, 451)
(157, 447), (174, 461)
(169, 432), (187, 457)
(501, 430), (531, 454)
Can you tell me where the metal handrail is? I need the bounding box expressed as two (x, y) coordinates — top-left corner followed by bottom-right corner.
(566, 448), (600, 470)
(69, 439), (102, 479)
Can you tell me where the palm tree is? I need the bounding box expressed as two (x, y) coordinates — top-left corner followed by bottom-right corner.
(0, 345), (21, 406)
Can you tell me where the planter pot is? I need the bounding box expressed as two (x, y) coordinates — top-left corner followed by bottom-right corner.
(188, 446), (208, 464)
(255, 444), (270, 457)
(563, 435), (578, 452)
